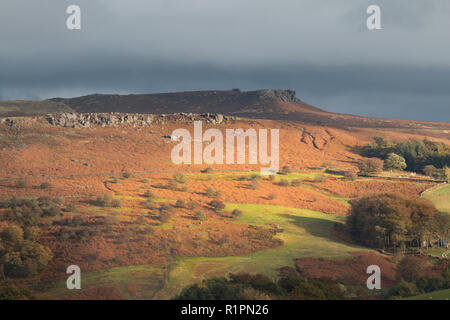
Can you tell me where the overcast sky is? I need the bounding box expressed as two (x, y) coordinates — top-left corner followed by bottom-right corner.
(1, 0), (450, 121)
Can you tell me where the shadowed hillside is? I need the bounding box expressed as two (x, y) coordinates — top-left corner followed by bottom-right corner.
(50, 89), (325, 118)
(1, 89), (449, 131)
(0, 100), (73, 117)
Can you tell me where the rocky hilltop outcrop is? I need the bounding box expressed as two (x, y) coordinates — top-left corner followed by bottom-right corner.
(45, 113), (155, 128)
(256, 89), (300, 103)
(44, 112), (231, 128)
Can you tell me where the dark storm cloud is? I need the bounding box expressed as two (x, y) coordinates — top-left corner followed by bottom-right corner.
(0, 0), (449, 121)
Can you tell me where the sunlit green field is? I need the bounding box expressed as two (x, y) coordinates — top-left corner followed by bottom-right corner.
(406, 289), (450, 300)
(423, 183), (450, 214)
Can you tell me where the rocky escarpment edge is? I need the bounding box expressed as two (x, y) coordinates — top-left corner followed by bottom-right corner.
(0, 112), (235, 128)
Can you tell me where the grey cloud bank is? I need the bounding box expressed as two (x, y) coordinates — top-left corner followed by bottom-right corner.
(1, 0), (449, 121)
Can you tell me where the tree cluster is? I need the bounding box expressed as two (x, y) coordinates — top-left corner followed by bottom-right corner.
(358, 158), (384, 176)
(360, 137), (450, 178)
(0, 225), (53, 278)
(347, 193), (449, 251)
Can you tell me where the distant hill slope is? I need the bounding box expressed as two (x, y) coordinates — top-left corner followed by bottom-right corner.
(50, 89), (324, 116)
(0, 100), (73, 117)
(1, 89), (449, 130)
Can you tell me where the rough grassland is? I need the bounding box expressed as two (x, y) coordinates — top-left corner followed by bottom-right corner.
(154, 203), (367, 299)
(48, 264), (167, 299)
(47, 202), (366, 299)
